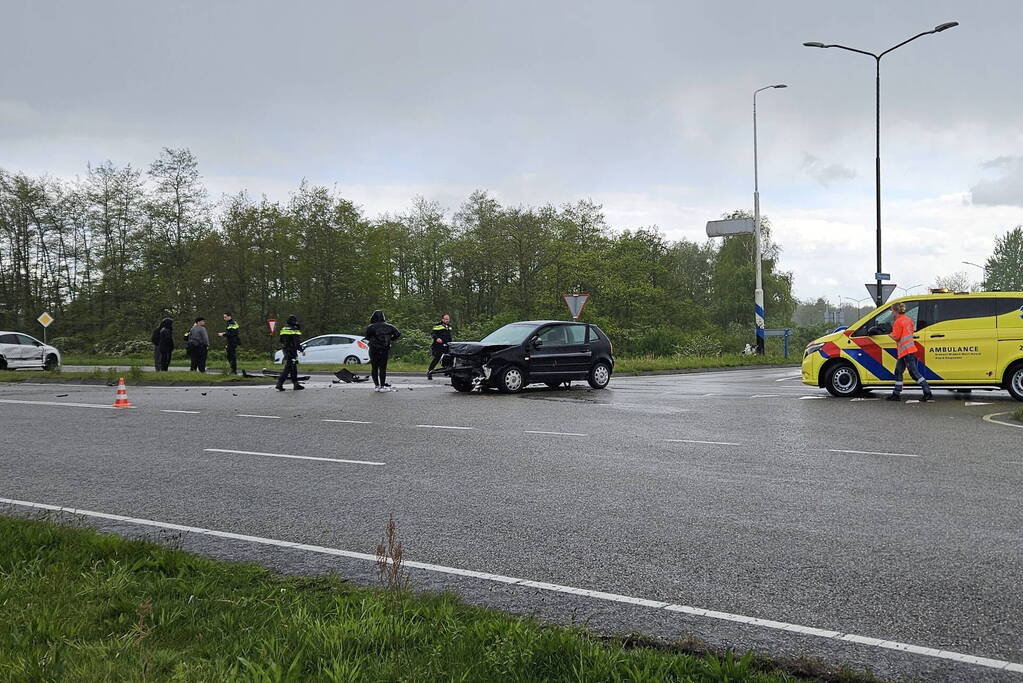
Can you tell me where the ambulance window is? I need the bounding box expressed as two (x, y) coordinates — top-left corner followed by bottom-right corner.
(854, 301), (920, 336)
(994, 297), (1023, 316)
(929, 298), (994, 326)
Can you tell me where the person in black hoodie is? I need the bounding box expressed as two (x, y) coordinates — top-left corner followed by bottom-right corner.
(151, 318), (174, 371)
(364, 309), (401, 392)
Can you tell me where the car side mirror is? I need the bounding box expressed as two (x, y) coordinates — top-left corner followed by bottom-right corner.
(531, 337), (543, 348)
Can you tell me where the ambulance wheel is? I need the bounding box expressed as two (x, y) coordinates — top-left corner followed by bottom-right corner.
(824, 362), (862, 398)
(1006, 363), (1023, 401)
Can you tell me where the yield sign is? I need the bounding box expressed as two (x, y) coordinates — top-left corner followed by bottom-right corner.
(267, 318), (278, 335)
(563, 293), (590, 320)
(865, 284), (897, 302)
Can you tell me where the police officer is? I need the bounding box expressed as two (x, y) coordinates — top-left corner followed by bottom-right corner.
(276, 315), (305, 392)
(218, 312), (240, 374)
(426, 313), (453, 380)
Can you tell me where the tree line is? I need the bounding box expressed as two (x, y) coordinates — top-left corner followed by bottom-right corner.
(0, 148), (798, 356)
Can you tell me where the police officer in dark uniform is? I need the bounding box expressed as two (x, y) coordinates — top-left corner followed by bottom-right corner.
(426, 313), (452, 380)
(275, 315), (305, 392)
(218, 312), (241, 374)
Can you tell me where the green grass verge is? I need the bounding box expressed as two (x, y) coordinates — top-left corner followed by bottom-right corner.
(0, 515), (830, 682)
(0, 368), (274, 384)
(1014, 406), (1023, 422)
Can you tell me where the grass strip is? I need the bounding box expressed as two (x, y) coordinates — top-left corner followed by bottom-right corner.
(1014, 406), (1023, 422)
(0, 515), (858, 682)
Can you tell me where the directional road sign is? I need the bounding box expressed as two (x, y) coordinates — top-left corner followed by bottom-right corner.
(563, 294), (590, 321)
(706, 218), (754, 237)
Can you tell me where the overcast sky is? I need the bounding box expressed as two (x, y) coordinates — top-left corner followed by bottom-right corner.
(3, 0), (1022, 301)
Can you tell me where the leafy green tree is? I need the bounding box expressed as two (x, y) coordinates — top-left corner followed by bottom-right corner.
(984, 226), (1023, 291)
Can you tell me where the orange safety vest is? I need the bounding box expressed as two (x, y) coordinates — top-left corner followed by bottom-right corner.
(891, 314), (917, 358)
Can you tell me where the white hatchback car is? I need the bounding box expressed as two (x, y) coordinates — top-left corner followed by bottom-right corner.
(0, 332), (62, 371)
(273, 334), (370, 365)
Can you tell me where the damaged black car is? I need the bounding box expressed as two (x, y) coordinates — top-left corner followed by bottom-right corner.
(444, 320), (614, 393)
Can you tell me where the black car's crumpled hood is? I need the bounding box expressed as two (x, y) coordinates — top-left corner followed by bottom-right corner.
(447, 342), (513, 357)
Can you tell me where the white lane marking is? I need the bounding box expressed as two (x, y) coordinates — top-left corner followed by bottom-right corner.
(203, 448), (384, 466)
(0, 398), (121, 409)
(416, 424), (475, 430)
(749, 394), (780, 398)
(964, 401), (993, 406)
(161, 409), (200, 414)
(237, 414), (281, 419)
(1, 496), (1018, 675)
(850, 397), (880, 402)
(827, 449), (920, 458)
(798, 396), (826, 400)
(323, 419), (374, 424)
(663, 439), (741, 446)
(775, 375), (801, 382)
(525, 430), (587, 437)
(982, 412), (1023, 430)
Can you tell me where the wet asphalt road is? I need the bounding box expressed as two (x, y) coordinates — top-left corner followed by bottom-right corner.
(2, 367), (1021, 681)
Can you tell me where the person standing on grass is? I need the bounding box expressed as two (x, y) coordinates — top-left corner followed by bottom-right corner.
(364, 309), (401, 392)
(218, 312), (240, 374)
(187, 317), (209, 373)
(153, 318), (174, 371)
(426, 313), (453, 380)
(885, 301), (933, 403)
(275, 315), (305, 392)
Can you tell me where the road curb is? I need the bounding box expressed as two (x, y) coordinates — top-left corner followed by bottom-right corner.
(0, 377), (274, 387)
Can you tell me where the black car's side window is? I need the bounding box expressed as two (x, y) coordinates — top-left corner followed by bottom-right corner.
(537, 326), (568, 345)
(565, 325), (587, 344)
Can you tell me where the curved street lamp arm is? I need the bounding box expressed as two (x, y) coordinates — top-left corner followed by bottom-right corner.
(879, 30), (936, 59)
(822, 43), (878, 60)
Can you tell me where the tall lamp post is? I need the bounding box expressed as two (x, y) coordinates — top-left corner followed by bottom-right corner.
(753, 83), (787, 355)
(962, 260), (986, 289)
(803, 21), (959, 308)
(896, 283), (924, 297)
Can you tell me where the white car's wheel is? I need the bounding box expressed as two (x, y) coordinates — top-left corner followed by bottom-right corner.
(344, 355), (360, 365)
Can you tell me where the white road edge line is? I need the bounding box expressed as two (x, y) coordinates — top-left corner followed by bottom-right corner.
(524, 430), (588, 437)
(749, 394), (780, 398)
(236, 414), (281, 419)
(161, 409), (200, 414)
(0, 398), (121, 409)
(663, 439), (742, 446)
(323, 419), (374, 424)
(416, 424), (475, 430)
(983, 412), (1023, 430)
(0, 496), (1017, 675)
(204, 448), (384, 466)
(827, 449), (920, 458)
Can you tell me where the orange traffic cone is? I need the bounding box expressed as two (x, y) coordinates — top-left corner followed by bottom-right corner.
(112, 377), (132, 408)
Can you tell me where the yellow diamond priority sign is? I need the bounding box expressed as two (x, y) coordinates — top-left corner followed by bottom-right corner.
(37, 312), (54, 328)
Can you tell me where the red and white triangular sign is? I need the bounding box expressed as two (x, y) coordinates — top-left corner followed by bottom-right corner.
(267, 318), (278, 335)
(563, 293), (590, 320)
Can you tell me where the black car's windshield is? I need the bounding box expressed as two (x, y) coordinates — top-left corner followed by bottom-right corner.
(479, 323), (534, 346)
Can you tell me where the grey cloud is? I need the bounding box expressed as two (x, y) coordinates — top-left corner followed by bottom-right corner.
(971, 156), (1023, 207)
(801, 153), (856, 187)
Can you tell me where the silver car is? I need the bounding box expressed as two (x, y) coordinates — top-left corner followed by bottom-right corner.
(273, 334), (370, 365)
(0, 332), (62, 371)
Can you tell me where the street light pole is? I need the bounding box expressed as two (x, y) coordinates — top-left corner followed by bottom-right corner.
(896, 283), (924, 297)
(962, 260), (986, 289)
(803, 21), (958, 307)
(753, 83), (787, 355)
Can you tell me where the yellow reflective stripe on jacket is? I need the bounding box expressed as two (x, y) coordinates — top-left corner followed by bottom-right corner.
(226, 322), (239, 329)
(280, 328), (302, 335)
(432, 324), (449, 331)
(897, 334), (915, 354)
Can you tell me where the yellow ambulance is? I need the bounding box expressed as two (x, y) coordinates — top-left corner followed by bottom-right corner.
(802, 291), (1023, 400)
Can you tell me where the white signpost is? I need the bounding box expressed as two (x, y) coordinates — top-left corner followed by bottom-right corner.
(37, 312), (54, 344)
(563, 294), (590, 321)
(706, 218), (763, 353)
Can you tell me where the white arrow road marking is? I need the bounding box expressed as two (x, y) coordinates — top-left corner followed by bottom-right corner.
(1, 496), (1019, 675)
(982, 412), (1023, 430)
(204, 449), (384, 466)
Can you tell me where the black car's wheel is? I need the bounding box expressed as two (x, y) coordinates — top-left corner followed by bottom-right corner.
(344, 355), (360, 365)
(496, 366), (525, 393)
(823, 361), (862, 397)
(44, 354), (59, 371)
(587, 361), (612, 389)
(451, 377), (474, 393)
(1005, 362), (1023, 401)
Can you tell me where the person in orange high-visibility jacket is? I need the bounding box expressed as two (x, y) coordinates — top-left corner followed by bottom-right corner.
(885, 302), (933, 402)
